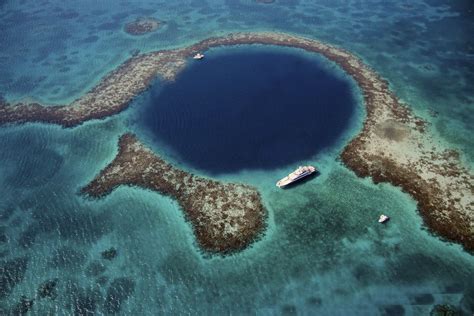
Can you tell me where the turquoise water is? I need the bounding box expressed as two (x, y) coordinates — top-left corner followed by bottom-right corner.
(0, 0), (473, 315)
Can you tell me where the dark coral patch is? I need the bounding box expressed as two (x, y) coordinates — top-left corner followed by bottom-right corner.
(103, 277), (135, 314)
(37, 278), (59, 300)
(411, 293), (435, 305)
(380, 304), (405, 316)
(11, 296), (34, 315)
(0, 257), (28, 299)
(124, 17), (161, 35)
(101, 247), (118, 260)
(430, 304), (461, 316)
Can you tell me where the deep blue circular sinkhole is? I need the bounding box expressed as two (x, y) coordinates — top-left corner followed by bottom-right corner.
(142, 47), (357, 174)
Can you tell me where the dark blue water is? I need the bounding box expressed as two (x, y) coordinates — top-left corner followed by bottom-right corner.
(142, 48), (356, 173)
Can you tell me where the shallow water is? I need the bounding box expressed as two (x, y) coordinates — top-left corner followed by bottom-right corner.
(0, 0), (473, 315)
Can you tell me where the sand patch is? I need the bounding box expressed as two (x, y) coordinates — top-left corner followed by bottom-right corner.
(375, 119), (410, 141)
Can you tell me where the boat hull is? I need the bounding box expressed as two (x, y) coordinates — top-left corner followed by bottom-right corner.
(276, 166), (316, 188)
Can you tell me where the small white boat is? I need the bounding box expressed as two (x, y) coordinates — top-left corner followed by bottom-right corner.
(193, 53), (204, 60)
(378, 214), (390, 223)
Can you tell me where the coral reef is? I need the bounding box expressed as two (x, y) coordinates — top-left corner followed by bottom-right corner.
(124, 17), (161, 35)
(0, 257), (28, 299)
(82, 134), (266, 254)
(0, 32), (472, 251)
(101, 247), (118, 260)
(103, 277), (135, 314)
(11, 296), (34, 315)
(37, 278), (58, 300)
(430, 304), (461, 316)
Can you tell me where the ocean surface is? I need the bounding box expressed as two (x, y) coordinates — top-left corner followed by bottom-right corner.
(140, 46), (357, 174)
(0, 0), (473, 315)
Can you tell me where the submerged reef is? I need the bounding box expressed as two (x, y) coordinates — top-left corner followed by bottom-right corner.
(124, 17), (162, 36)
(37, 278), (58, 300)
(430, 304), (460, 316)
(82, 134), (266, 254)
(0, 32), (472, 252)
(0, 50), (187, 127)
(0, 257), (28, 299)
(101, 247), (118, 260)
(103, 277), (135, 314)
(11, 296), (34, 315)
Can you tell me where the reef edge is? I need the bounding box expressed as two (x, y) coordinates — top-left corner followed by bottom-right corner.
(1, 32), (472, 252)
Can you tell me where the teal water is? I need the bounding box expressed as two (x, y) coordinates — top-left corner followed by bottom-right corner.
(0, 0), (473, 315)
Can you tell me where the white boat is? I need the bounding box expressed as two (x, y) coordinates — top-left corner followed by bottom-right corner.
(276, 166), (316, 188)
(378, 214), (390, 223)
(193, 53), (204, 60)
